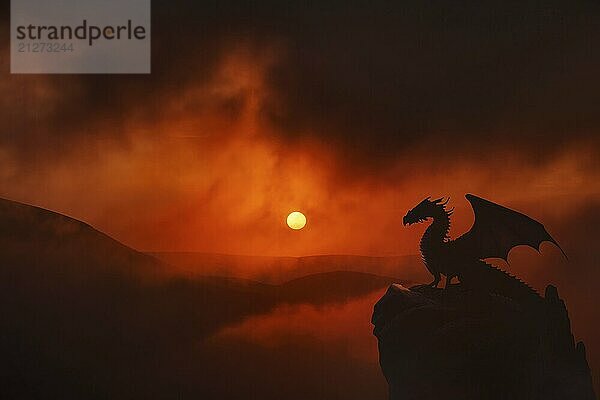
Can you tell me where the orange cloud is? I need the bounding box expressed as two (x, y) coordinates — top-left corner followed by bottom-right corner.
(0, 42), (597, 258)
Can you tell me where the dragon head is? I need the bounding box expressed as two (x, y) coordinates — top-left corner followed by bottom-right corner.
(403, 197), (450, 226)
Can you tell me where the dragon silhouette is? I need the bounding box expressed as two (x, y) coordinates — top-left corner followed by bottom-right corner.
(403, 194), (565, 304)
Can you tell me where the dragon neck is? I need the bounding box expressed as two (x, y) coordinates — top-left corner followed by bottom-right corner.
(419, 209), (451, 262)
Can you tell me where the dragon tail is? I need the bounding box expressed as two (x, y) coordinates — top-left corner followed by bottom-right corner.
(459, 261), (542, 307)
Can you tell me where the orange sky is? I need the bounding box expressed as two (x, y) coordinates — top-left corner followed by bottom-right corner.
(0, 44), (598, 257)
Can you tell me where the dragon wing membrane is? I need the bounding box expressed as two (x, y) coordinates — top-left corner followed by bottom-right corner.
(453, 194), (566, 261)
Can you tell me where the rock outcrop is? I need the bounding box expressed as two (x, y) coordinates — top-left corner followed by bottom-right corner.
(372, 284), (596, 400)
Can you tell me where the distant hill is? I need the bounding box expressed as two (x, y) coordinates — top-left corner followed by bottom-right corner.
(152, 252), (426, 283)
(0, 197), (165, 280)
(0, 197), (411, 398)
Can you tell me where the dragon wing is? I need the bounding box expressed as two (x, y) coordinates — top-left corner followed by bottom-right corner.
(453, 194), (566, 261)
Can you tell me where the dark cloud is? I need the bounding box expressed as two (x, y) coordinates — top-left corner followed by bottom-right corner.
(1, 0), (599, 167)
(262, 0), (600, 162)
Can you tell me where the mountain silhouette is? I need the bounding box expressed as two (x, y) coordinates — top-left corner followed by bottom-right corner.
(152, 251), (424, 283)
(0, 197), (397, 399)
(0, 197), (164, 278)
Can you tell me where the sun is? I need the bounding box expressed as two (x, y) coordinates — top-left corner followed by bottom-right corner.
(286, 211), (307, 230)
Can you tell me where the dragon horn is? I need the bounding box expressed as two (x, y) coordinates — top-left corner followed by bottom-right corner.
(433, 197), (450, 205)
(419, 197), (432, 205)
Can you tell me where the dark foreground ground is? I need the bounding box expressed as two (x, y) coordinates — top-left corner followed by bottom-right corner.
(373, 284), (596, 400)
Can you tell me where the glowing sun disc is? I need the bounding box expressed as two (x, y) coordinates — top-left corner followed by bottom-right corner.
(287, 211), (307, 230)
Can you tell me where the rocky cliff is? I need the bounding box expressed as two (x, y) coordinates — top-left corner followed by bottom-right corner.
(372, 284), (596, 400)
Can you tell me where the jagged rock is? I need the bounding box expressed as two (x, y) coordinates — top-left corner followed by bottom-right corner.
(372, 284), (596, 400)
